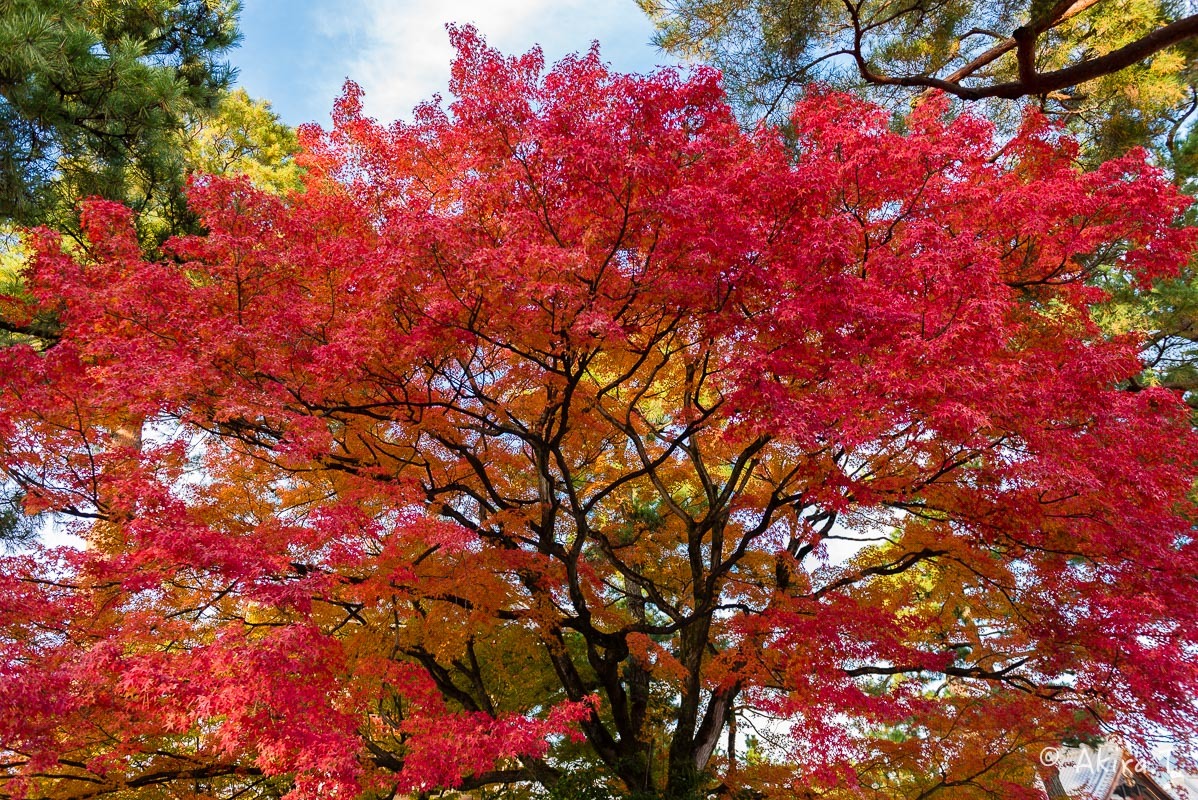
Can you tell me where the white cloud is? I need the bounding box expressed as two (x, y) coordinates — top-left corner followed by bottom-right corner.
(311, 0), (672, 123)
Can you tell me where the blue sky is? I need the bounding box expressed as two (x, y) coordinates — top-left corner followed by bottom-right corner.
(231, 1), (678, 127)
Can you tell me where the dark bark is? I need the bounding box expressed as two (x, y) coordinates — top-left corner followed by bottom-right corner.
(849, 6), (1198, 101)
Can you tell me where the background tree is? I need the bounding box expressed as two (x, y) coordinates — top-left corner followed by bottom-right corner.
(1, 32), (1197, 800)
(0, 0), (242, 242)
(183, 88), (303, 197)
(638, 0), (1198, 159)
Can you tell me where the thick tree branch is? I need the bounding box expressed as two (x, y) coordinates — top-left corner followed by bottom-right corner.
(856, 7), (1198, 101)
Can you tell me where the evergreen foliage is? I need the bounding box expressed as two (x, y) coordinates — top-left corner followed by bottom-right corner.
(0, 0), (241, 241)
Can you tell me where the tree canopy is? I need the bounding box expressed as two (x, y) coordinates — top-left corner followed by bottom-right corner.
(1, 30), (1197, 800)
(0, 0), (298, 547)
(641, 0), (1198, 413)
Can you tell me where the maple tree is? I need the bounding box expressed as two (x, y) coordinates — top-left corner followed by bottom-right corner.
(638, 0), (1198, 418)
(2, 28), (1198, 800)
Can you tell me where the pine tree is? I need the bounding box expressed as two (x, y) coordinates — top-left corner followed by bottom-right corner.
(0, 0), (241, 242)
